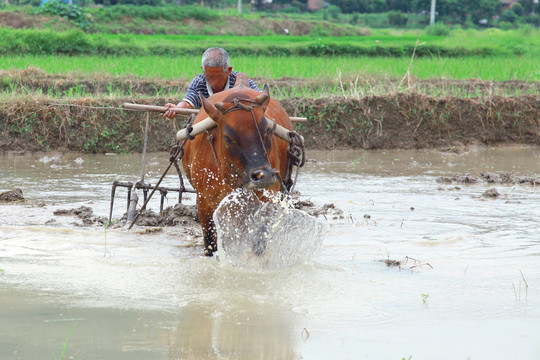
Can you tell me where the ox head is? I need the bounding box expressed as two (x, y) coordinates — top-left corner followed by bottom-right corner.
(200, 85), (279, 191)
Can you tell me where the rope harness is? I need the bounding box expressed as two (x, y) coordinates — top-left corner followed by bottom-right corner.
(222, 98), (270, 164)
(219, 97), (305, 194)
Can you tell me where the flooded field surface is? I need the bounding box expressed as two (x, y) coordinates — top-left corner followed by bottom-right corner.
(1, 146), (540, 359)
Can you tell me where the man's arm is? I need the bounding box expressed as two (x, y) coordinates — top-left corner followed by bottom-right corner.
(176, 101), (194, 109)
(161, 75), (203, 118)
(182, 74), (205, 109)
(161, 101), (193, 119)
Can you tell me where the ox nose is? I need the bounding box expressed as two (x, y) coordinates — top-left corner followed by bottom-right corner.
(246, 166), (277, 189)
(251, 169), (267, 181)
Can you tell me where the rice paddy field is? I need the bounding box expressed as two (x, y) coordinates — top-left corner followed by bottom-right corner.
(1, 26), (539, 153)
(2, 54), (540, 83)
(2, 11), (540, 360)
(60, 29), (540, 54)
(0, 25), (539, 84)
(1, 27), (539, 100)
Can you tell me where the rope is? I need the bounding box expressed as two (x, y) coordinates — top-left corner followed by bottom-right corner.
(140, 112), (150, 182)
(222, 98), (270, 157)
(185, 114), (196, 140)
(219, 96), (304, 194)
(45, 103), (141, 112)
(283, 131), (305, 193)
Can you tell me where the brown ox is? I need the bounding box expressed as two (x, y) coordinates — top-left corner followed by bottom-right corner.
(182, 80), (293, 256)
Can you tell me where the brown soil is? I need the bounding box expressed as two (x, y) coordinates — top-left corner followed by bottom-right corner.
(46, 197), (341, 230)
(112, 203), (200, 228)
(3, 69), (539, 99)
(53, 205), (104, 225)
(0, 188), (24, 202)
(482, 188), (501, 198)
(0, 11), (73, 31)
(437, 172), (540, 185)
(1, 93), (539, 154)
(1, 68), (188, 98)
(294, 93), (540, 150)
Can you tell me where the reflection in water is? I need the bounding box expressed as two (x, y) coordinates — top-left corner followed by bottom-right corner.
(173, 302), (296, 360)
(1, 146), (540, 359)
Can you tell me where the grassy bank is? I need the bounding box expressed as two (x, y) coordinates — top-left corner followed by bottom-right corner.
(1, 27), (539, 57)
(1, 94), (538, 153)
(2, 4), (539, 34)
(1, 22), (538, 154)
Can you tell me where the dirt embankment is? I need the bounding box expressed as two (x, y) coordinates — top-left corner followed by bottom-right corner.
(0, 11), (73, 30)
(1, 93), (539, 154)
(3, 69), (539, 99)
(295, 93), (540, 150)
(1, 70), (539, 152)
(0, 10), (368, 36)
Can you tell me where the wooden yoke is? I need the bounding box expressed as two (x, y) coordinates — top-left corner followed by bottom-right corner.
(175, 116), (293, 143)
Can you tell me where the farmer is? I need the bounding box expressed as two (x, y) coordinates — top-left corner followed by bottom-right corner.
(162, 47), (261, 117)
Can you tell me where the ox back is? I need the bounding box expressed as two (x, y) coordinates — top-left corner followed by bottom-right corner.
(182, 82), (293, 256)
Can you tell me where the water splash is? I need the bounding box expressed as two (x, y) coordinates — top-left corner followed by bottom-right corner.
(213, 189), (327, 270)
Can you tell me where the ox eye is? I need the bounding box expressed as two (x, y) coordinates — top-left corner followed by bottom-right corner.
(224, 135), (234, 144)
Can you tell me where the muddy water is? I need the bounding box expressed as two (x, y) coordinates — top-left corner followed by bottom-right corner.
(1, 146), (540, 360)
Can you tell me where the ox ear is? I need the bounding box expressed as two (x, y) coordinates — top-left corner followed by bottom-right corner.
(200, 92), (222, 123)
(255, 84), (270, 113)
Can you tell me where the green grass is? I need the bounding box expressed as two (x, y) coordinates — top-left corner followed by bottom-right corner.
(2, 54), (539, 82)
(1, 27), (539, 57)
(93, 28), (538, 53)
(57, 323), (76, 360)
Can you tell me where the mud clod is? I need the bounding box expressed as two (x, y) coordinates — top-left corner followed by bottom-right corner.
(381, 259), (402, 267)
(437, 172), (540, 185)
(296, 199), (314, 208)
(482, 172), (516, 184)
(292, 199), (345, 220)
(482, 188), (500, 198)
(53, 206), (103, 225)
(0, 189), (24, 202)
(437, 175), (480, 184)
(114, 203), (199, 228)
(134, 227), (163, 234)
(308, 203), (345, 220)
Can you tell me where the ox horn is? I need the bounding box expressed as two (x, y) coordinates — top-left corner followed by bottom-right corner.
(255, 84), (270, 112)
(200, 92), (221, 122)
(215, 102), (226, 113)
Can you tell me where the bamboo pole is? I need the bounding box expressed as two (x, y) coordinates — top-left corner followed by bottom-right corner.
(123, 103), (308, 123)
(123, 103), (198, 116)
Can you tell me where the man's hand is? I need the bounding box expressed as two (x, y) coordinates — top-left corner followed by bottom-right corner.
(161, 101), (193, 119)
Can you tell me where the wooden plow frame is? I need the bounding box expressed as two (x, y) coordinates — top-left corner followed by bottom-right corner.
(107, 110), (196, 224)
